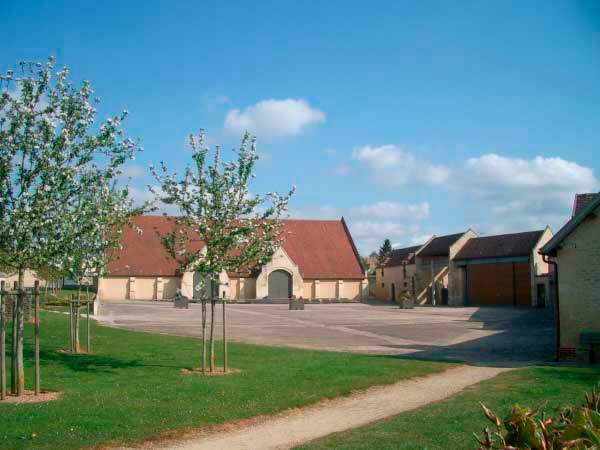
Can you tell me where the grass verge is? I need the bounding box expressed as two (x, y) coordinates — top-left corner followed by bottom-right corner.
(0, 311), (450, 450)
(294, 365), (600, 450)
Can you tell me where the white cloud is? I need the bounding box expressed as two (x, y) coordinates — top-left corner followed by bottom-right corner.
(291, 201), (432, 254)
(224, 98), (325, 140)
(289, 204), (340, 220)
(352, 145), (449, 187)
(462, 154), (598, 198)
(350, 201), (430, 221)
(350, 221), (425, 254)
(459, 154), (599, 232)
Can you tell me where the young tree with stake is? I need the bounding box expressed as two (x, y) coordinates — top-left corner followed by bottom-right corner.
(61, 175), (144, 353)
(0, 58), (140, 394)
(151, 130), (293, 373)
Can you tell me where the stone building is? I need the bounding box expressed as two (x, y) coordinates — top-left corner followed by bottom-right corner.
(98, 216), (367, 302)
(374, 227), (553, 307)
(414, 231), (477, 305)
(375, 245), (422, 301)
(540, 192), (600, 361)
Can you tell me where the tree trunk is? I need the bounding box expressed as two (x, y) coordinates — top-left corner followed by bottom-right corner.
(201, 299), (207, 373)
(34, 281), (40, 396)
(16, 269), (25, 396)
(1, 280), (6, 400)
(209, 298), (216, 372)
(11, 281), (17, 394)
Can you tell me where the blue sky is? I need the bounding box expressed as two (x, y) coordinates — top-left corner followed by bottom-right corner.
(2, 0), (599, 253)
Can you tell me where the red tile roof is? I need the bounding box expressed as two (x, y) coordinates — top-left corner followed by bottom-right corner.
(107, 216), (365, 280)
(280, 219), (365, 279)
(454, 230), (544, 260)
(106, 216), (205, 277)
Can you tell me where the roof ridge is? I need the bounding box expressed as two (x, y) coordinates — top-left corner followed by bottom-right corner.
(472, 229), (544, 239)
(542, 192), (600, 255)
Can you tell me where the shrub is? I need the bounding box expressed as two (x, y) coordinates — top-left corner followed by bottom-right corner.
(475, 385), (600, 449)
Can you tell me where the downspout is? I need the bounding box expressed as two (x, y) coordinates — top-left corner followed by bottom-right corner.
(542, 253), (560, 361)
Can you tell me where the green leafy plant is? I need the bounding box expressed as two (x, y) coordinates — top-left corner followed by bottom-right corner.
(476, 385), (600, 450)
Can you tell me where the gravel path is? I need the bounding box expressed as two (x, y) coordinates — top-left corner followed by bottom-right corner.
(123, 365), (508, 450)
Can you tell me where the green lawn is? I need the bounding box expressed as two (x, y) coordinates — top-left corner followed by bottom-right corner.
(294, 365), (600, 450)
(0, 311), (449, 450)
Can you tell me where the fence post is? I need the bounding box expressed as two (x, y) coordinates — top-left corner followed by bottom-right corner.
(86, 286), (90, 353)
(1, 280), (5, 400)
(75, 293), (80, 353)
(34, 280), (40, 396)
(223, 299), (227, 373)
(69, 294), (74, 353)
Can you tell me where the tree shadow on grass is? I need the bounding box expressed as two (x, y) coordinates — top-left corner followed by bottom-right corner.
(32, 349), (145, 373)
(27, 348), (193, 373)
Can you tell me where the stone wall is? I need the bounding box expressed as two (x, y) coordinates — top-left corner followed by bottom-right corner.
(530, 227), (553, 307)
(414, 256), (449, 305)
(555, 207), (600, 354)
(3, 269), (43, 289)
(447, 230), (478, 306)
(98, 276), (180, 301)
(374, 264), (416, 301)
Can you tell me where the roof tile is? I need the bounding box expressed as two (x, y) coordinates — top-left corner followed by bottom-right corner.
(454, 230), (544, 260)
(418, 233), (464, 258)
(383, 245), (422, 267)
(107, 216), (364, 279)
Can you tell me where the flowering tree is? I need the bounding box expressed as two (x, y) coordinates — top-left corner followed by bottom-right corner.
(151, 130), (294, 373)
(0, 58), (140, 394)
(61, 174), (144, 352)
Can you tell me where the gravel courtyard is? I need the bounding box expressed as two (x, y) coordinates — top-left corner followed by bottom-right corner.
(98, 301), (555, 366)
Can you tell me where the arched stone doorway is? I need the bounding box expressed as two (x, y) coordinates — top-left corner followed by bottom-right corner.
(268, 270), (292, 299)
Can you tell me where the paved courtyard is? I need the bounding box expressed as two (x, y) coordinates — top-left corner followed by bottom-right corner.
(98, 301), (555, 366)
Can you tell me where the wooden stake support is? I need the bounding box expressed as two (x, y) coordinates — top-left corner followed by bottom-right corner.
(11, 287), (17, 394)
(86, 287), (91, 353)
(0, 280), (5, 401)
(223, 299), (227, 373)
(69, 294), (74, 353)
(34, 281), (40, 396)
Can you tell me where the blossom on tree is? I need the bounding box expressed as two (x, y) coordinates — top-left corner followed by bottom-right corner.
(150, 130), (294, 284)
(0, 57), (143, 392)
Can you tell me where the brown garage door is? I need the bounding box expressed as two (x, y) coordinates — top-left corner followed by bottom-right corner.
(467, 262), (531, 306)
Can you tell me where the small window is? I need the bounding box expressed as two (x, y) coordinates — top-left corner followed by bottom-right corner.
(403, 281), (408, 288)
(381, 268), (385, 277)
(382, 283), (385, 288)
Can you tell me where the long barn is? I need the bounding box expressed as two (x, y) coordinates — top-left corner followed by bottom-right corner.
(98, 215), (367, 302)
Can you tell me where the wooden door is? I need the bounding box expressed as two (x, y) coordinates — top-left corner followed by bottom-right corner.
(268, 270), (292, 299)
